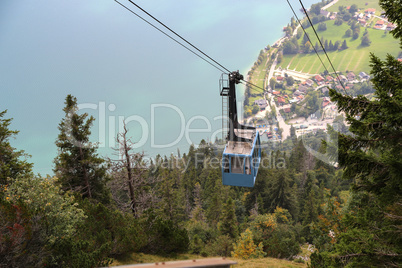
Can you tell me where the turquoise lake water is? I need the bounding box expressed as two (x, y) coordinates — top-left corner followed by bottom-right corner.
(0, 0), (317, 175)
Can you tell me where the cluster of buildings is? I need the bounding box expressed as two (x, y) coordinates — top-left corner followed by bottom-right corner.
(354, 8), (396, 30)
(265, 70), (371, 116)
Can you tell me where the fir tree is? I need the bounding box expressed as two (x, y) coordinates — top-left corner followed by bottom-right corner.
(54, 95), (110, 203)
(341, 39), (348, 50)
(219, 197), (238, 239)
(311, 1), (402, 265)
(0, 110), (32, 186)
(329, 40), (334, 51)
(267, 170), (297, 218)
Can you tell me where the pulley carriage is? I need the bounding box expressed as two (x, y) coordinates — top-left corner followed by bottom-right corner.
(221, 71), (261, 187)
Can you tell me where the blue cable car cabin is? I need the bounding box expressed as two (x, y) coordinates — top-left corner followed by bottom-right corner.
(220, 71), (261, 187)
(222, 129), (261, 187)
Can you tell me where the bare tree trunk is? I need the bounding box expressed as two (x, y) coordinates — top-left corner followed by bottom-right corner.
(122, 124), (136, 216)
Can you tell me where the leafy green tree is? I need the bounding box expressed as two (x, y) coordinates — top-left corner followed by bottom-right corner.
(345, 28), (352, 37)
(342, 13), (351, 21)
(361, 30), (371, 46)
(0, 197), (49, 267)
(142, 212), (189, 254)
(334, 18), (343, 26)
(349, 4), (358, 13)
(252, 105), (260, 115)
(352, 30), (359, 40)
(317, 22), (327, 31)
(286, 76), (294, 86)
(4, 175), (86, 243)
(0, 110), (32, 186)
(283, 40), (298, 54)
(0, 175), (112, 267)
(54, 95), (110, 203)
(277, 51), (283, 63)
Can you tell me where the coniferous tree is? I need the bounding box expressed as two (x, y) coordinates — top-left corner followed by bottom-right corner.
(328, 40), (334, 51)
(311, 1), (402, 265)
(219, 197), (238, 239)
(361, 30), (371, 46)
(267, 170), (297, 218)
(0, 110), (32, 185)
(341, 39), (348, 50)
(54, 95), (110, 203)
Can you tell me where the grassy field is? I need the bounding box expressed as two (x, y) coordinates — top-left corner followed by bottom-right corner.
(233, 257), (307, 267)
(110, 253), (307, 267)
(278, 21), (400, 74)
(326, 0), (381, 14)
(248, 52), (270, 96)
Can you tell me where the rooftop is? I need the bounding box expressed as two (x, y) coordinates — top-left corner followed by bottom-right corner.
(224, 129), (256, 155)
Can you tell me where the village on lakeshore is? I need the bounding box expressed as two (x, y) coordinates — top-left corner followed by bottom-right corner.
(243, 0), (401, 142)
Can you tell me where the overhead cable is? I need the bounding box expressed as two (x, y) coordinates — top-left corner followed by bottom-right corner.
(295, 0), (349, 95)
(114, 0), (228, 74)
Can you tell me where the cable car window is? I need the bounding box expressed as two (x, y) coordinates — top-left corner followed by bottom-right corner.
(231, 157), (244, 174)
(245, 157), (251, 175)
(252, 148), (257, 168)
(223, 156), (230, 173)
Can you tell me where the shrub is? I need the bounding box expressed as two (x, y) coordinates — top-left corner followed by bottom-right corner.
(141, 213), (189, 254)
(231, 228), (266, 259)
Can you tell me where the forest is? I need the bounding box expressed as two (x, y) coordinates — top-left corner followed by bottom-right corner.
(0, 0), (401, 267)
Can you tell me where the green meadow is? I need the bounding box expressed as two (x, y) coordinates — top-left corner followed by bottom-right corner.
(278, 21), (400, 74)
(326, 0), (381, 14)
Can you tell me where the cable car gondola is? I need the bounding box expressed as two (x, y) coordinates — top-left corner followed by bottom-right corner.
(221, 71), (261, 187)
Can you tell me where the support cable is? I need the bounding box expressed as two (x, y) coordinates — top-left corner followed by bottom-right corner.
(295, 0), (349, 95)
(115, 0), (228, 74)
(125, 0), (232, 74)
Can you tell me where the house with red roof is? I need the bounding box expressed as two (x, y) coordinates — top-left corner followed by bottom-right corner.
(277, 96), (286, 106)
(322, 97), (331, 107)
(272, 90), (280, 95)
(376, 20), (384, 26)
(387, 23), (396, 31)
(276, 76), (284, 82)
(284, 107), (291, 113)
(314, 75), (324, 83)
(358, 19), (367, 26)
(365, 8), (376, 14)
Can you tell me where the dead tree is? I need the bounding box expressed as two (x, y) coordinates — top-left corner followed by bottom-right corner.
(108, 122), (157, 217)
